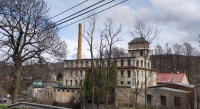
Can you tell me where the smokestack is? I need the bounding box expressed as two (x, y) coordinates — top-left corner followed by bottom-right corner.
(77, 23), (82, 60)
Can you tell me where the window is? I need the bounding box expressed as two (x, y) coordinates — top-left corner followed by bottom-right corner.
(62, 89), (65, 92)
(127, 70), (130, 78)
(71, 62), (73, 67)
(102, 60), (105, 66)
(77, 91), (80, 93)
(127, 59), (131, 66)
(66, 80), (68, 85)
(75, 80), (77, 86)
(141, 81), (143, 88)
(136, 60), (139, 66)
(160, 96), (166, 106)
(80, 80), (83, 86)
(147, 94), (152, 104)
(70, 70), (73, 76)
(140, 50), (143, 56)
(120, 70), (124, 78)
(70, 80), (72, 85)
(76, 61), (78, 67)
(75, 70), (78, 76)
(0, 100), (6, 104)
(86, 61), (88, 66)
(114, 60), (117, 66)
(51, 93), (53, 99)
(141, 71), (143, 77)
(80, 70), (82, 76)
(96, 61), (99, 66)
(121, 59), (124, 66)
(127, 81), (130, 84)
(148, 62), (150, 68)
(72, 90), (74, 93)
(120, 81), (123, 85)
(81, 61), (83, 67)
(67, 90), (69, 92)
(141, 60), (143, 67)
(58, 89), (60, 92)
(174, 97), (180, 107)
(107, 60), (110, 67)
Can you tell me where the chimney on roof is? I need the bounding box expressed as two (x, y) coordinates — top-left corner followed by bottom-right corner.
(77, 23), (82, 60)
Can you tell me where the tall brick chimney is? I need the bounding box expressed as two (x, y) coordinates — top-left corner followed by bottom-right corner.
(77, 23), (82, 60)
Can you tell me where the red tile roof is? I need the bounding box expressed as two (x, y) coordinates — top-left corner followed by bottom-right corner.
(157, 73), (185, 83)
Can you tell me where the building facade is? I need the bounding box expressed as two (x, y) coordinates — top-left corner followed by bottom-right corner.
(63, 37), (157, 89)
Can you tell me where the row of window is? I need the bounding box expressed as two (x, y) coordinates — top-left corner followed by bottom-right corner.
(120, 81), (131, 85)
(66, 59), (135, 67)
(120, 70), (148, 78)
(120, 70), (131, 78)
(57, 89), (80, 93)
(147, 95), (180, 107)
(69, 70), (83, 77)
(66, 80), (83, 86)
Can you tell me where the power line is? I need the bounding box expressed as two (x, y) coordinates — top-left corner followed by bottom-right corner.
(55, 0), (115, 27)
(50, 0), (89, 19)
(54, 0), (106, 24)
(58, 0), (128, 29)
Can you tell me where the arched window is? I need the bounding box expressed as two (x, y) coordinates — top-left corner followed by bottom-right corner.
(121, 59), (124, 66)
(136, 60), (139, 67)
(127, 59), (131, 66)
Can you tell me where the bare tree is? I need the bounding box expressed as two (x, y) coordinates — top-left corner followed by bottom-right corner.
(130, 18), (160, 109)
(154, 44), (164, 72)
(172, 43), (182, 72)
(104, 17), (123, 106)
(182, 42), (193, 83)
(164, 43), (173, 72)
(95, 29), (107, 109)
(83, 12), (98, 109)
(0, 0), (68, 103)
(103, 46), (125, 58)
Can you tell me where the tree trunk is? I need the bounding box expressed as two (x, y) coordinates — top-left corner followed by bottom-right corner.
(12, 62), (22, 103)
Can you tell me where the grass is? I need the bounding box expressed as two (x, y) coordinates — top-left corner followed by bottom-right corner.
(0, 104), (23, 109)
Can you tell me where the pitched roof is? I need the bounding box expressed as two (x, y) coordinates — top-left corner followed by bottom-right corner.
(157, 73), (185, 83)
(128, 37), (149, 44)
(30, 82), (59, 88)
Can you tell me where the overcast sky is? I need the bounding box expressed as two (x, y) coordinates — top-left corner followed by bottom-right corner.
(44, 0), (200, 59)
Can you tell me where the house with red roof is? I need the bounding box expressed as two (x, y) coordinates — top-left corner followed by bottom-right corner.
(157, 72), (189, 84)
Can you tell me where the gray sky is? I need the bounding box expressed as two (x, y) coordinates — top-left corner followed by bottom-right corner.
(44, 0), (200, 59)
